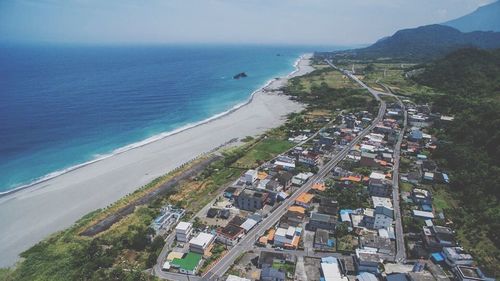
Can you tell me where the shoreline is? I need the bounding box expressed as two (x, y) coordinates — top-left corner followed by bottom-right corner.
(0, 53), (314, 267)
(0, 54), (312, 198)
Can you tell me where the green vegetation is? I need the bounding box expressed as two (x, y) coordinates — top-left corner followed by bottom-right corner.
(412, 48), (500, 276)
(285, 67), (378, 115)
(234, 138), (294, 168)
(272, 261), (295, 275)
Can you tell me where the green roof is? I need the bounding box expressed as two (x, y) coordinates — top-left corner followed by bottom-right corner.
(171, 252), (202, 271)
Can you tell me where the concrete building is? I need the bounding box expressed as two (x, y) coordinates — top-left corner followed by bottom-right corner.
(373, 206), (393, 230)
(236, 189), (268, 211)
(175, 221), (193, 242)
(442, 247), (474, 267)
(189, 232), (216, 255)
(307, 212), (337, 231)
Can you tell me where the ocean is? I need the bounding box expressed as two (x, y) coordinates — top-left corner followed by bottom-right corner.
(0, 44), (334, 193)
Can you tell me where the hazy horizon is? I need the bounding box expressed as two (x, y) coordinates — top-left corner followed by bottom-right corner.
(0, 0), (496, 46)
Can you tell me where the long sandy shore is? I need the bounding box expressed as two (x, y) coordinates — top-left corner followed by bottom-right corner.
(0, 54), (314, 267)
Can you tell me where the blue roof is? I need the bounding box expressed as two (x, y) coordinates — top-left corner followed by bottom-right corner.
(431, 252), (445, 262)
(340, 209), (353, 214)
(422, 204), (433, 211)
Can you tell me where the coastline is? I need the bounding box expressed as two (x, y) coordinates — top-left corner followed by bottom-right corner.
(0, 54), (312, 198)
(0, 53), (314, 267)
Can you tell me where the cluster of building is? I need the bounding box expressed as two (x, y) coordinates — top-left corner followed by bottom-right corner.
(397, 103), (494, 281)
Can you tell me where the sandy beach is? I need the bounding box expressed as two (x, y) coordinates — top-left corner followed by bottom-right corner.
(0, 54), (314, 267)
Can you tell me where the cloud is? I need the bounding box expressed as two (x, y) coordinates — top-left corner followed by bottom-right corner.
(0, 0), (491, 45)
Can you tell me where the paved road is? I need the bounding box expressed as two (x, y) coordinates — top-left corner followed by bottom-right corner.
(201, 61), (386, 280)
(387, 93), (408, 263)
(375, 84), (408, 263)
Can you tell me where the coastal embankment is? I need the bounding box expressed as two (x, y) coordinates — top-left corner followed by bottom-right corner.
(0, 54), (314, 267)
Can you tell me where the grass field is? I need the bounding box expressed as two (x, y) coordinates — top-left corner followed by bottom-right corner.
(233, 138), (294, 169)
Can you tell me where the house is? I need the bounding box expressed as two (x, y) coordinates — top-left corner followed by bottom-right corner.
(412, 188), (432, 206)
(360, 152), (379, 167)
(357, 272), (379, 281)
(442, 247), (474, 267)
(298, 151), (320, 166)
(373, 206), (393, 230)
(170, 252), (202, 275)
(283, 206), (306, 226)
(368, 178), (392, 197)
(372, 196), (393, 209)
(355, 249), (382, 274)
(412, 210), (435, 220)
(292, 172), (314, 186)
(266, 179), (281, 191)
(260, 267), (286, 281)
(219, 209), (231, 219)
(189, 232), (216, 255)
(217, 224), (245, 246)
(274, 156), (296, 171)
(452, 265), (489, 281)
(240, 218), (258, 232)
(422, 225), (456, 250)
(258, 251), (293, 268)
(295, 192), (314, 208)
(319, 197), (338, 215)
(224, 187), (238, 199)
(274, 226), (301, 249)
(321, 257), (349, 281)
(314, 229), (334, 250)
(236, 189), (269, 211)
(423, 172), (434, 182)
(409, 128), (423, 142)
(307, 212), (336, 231)
(244, 169), (258, 185)
(360, 232), (395, 261)
(207, 208), (220, 218)
(276, 172), (293, 190)
(175, 221), (193, 242)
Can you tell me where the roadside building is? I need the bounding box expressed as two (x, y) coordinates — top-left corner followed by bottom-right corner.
(189, 232), (216, 255)
(175, 221), (193, 243)
(295, 192), (314, 208)
(236, 189), (268, 211)
(373, 206), (393, 230)
(217, 224), (245, 246)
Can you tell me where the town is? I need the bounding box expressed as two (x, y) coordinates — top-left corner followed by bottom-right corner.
(145, 62), (493, 281)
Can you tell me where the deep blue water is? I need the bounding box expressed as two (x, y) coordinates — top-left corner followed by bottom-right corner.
(0, 44), (335, 192)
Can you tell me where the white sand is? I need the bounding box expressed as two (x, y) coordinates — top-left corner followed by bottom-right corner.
(0, 54), (314, 267)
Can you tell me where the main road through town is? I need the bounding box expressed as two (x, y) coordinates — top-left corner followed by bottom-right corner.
(200, 60), (387, 280)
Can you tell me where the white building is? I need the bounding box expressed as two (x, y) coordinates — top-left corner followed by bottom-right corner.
(443, 247), (474, 267)
(321, 257), (349, 281)
(244, 169), (258, 184)
(189, 232), (215, 254)
(175, 221), (193, 242)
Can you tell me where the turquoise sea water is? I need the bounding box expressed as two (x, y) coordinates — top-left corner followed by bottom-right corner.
(0, 45), (336, 192)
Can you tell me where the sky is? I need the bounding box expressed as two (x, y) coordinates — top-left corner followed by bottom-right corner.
(0, 0), (496, 46)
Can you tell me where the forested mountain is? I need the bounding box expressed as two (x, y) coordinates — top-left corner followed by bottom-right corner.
(443, 1), (500, 32)
(323, 25), (500, 61)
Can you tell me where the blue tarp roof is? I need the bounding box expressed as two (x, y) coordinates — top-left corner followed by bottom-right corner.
(422, 204), (433, 211)
(431, 252), (445, 262)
